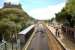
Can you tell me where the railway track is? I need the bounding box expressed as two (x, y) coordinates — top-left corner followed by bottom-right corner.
(23, 24), (66, 50)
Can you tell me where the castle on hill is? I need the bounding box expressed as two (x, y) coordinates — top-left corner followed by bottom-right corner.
(3, 2), (22, 9)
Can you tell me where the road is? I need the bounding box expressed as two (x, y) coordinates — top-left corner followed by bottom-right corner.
(27, 24), (49, 50)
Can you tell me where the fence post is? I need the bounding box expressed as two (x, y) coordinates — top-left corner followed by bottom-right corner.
(5, 42), (7, 50)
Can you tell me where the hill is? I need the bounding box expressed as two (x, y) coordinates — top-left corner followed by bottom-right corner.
(0, 2), (34, 40)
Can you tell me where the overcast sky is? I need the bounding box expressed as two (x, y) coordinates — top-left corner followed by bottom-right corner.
(0, 0), (66, 20)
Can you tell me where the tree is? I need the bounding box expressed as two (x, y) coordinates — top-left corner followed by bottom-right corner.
(55, 0), (75, 27)
(0, 3), (35, 41)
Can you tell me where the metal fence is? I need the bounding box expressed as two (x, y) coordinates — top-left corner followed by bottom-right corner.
(0, 41), (7, 50)
(62, 26), (75, 41)
(0, 39), (21, 50)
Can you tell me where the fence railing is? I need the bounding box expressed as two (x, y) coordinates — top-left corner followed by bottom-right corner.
(62, 26), (75, 41)
(0, 40), (7, 50)
(0, 40), (21, 50)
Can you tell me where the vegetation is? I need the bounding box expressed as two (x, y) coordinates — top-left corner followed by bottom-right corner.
(55, 0), (75, 27)
(0, 4), (34, 40)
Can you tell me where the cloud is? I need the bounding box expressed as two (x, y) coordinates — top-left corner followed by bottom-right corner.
(28, 8), (50, 20)
(28, 2), (66, 20)
(5, 0), (19, 4)
(4, 0), (66, 20)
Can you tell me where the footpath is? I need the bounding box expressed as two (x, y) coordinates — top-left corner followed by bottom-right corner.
(47, 25), (75, 50)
